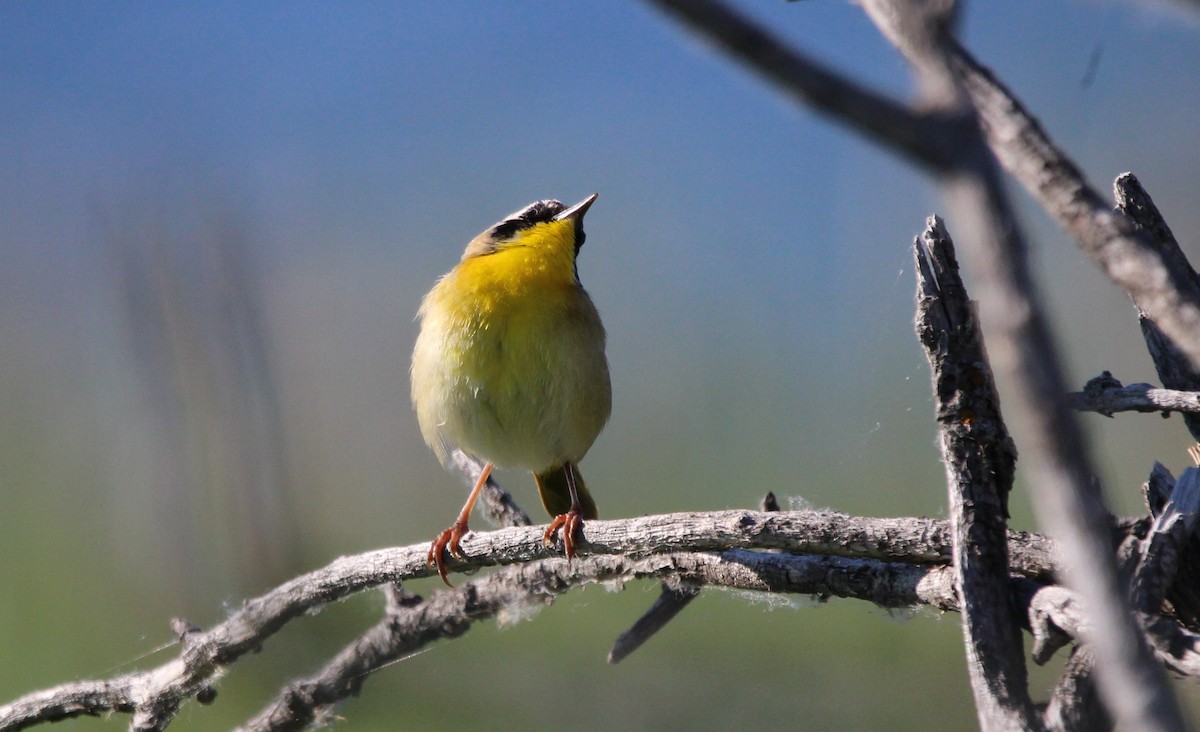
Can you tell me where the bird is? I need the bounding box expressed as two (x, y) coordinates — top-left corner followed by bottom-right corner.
(411, 193), (611, 584)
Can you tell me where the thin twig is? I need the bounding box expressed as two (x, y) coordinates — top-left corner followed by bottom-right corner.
(1068, 381), (1200, 417)
(607, 582), (701, 665)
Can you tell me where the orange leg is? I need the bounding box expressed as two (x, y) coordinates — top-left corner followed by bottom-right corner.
(428, 462), (493, 586)
(542, 461), (585, 560)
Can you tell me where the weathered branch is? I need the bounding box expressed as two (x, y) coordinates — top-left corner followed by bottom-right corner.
(641, 0), (957, 171)
(1133, 468), (1200, 681)
(1044, 648), (1110, 732)
(1024, 583), (1085, 666)
(1019, 469), (1200, 682)
(606, 490), (793, 663)
(635, 9), (1198, 723)
(237, 584), (435, 732)
(10, 507), (1194, 732)
(0, 508), (1059, 731)
(232, 547), (973, 732)
(915, 215), (1037, 730)
(1113, 173), (1200, 440)
(857, 2), (1184, 728)
(948, 45), (1200, 373)
(602, 490), (795, 665)
(7, 6), (1193, 731)
(647, 0), (1200, 376)
(241, 459), (532, 732)
(1068, 376), (1200, 417)
(607, 582), (701, 665)
(1147, 461), (1200, 633)
(1131, 468), (1200, 615)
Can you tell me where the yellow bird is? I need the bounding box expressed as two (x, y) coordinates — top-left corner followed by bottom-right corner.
(411, 194), (611, 584)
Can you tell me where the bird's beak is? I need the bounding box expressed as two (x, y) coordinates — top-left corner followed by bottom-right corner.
(553, 193), (599, 223)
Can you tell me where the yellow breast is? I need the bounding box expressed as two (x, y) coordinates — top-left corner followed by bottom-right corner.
(411, 225), (611, 472)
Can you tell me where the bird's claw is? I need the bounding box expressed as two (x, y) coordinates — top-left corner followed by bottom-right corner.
(428, 523), (470, 586)
(543, 509), (584, 560)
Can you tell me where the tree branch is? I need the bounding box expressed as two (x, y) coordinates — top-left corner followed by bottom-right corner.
(237, 584), (432, 732)
(606, 582), (700, 665)
(604, 491), (785, 664)
(1044, 648), (1110, 732)
(9, 504), (1193, 731)
(7, 6), (1192, 731)
(948, 44), (1200, 373)
(857, 2), (1184, 728)
(0, 508), (1062, 731)
(647, 0), (1200, 376)
(1113, 173), (1200, 440)
(1068, 376), (1200, 417)
(642, 0), (958, 171)
(915, 215), (1038, 729)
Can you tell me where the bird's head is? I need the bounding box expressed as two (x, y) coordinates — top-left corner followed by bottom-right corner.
(461, 194), (598, 267)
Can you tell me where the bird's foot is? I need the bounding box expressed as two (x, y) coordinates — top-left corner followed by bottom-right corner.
(543, 509), (584, 560)
(428, 521), (470, 586)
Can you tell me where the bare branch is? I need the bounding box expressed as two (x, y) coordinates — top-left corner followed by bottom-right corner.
(1024, 584), (1085, 666)
(7, 6), (1190, 731)
(1132, 468), (1200, 682)
(1044, 648), (1111, 732)
(235, 549), (958, 731)
(647, 0), (1200, 376)
(1113, 173), (1200, 440)
(1146, 462), (1200, 631)
(0, 509), (1058, 731)
(616, 3), (1198, 727)
(605, 490), (788, 663)
(948, 45), (1200, 372)
(238, 584), (426, 732)
(1016, 469), (1200, 681)
(915, 215), (1038, 729)
(3, 498), (1191, 731)
(243, 461), (536, 732)
(1143, 616), (1200, 678)
(856, 2), (1185, 728)
(642, 0), (957, 171)
(1131, 468), (1200, 614)
(1068, 378), (1200, 417)
(607, 583), (701, 665)
(603, 490), (800, 666)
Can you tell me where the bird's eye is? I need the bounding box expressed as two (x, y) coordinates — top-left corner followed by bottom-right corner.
(490, 199), (566, 241)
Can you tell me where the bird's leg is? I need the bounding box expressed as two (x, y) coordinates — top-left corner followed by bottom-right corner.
(542, 461), (585, 560)
(428, 462), (493, 586)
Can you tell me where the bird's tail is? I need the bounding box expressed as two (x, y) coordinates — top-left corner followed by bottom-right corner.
(535, 463), (598, 520)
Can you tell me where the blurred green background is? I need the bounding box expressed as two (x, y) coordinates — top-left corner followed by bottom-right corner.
(3, 1), (1200, 729)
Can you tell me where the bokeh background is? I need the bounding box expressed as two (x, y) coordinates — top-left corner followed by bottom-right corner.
(3, 1), (1200, 729)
